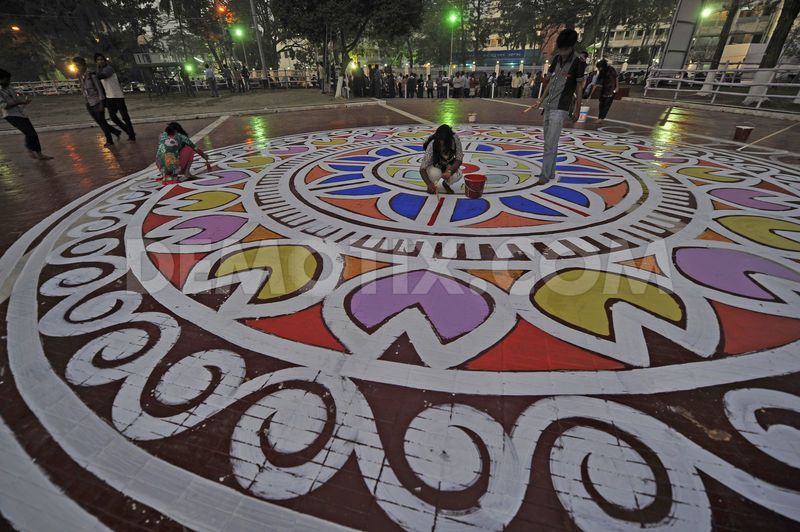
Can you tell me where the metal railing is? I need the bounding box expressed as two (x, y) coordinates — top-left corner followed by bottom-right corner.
(644, 66), (800, 108)
(11, 80), (81, 95)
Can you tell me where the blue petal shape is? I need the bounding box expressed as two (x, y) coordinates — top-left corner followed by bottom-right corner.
(451, 198), (490, 222)
(376, 148), (401, 157)
(319, 173), (364, 185)
(558, 177), (609, 184)
(405, 145), (425, 152)
(507, 150), (542, 157)
(501, 196), (563, 216)
(329, 164), (365, 171)
(328, 185), (389, 196)
(556, 164), (605, 173)
(390, 193), (427, 220)
(543, 185), (590, 207)
(339, 156), (379, 162)
(476, 144), (494, 152)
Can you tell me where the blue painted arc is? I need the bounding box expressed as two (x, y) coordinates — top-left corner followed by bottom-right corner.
(543, 185), (590, 207)
(329, 164), (365, 172)
(451, 198), (490, 222)
(328, 185), (390, 196)
(390, 193), (428, 220)
(558, 176), (609, 185)
(500, 196), (564, 217)
(319, 173), (365, 185)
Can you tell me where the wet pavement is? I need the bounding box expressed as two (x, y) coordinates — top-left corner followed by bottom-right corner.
(1, 98), (799, 531)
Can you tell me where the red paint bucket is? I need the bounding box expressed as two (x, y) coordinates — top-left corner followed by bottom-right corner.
(465, 174), (487, 199)
(733, 125), (754, 142)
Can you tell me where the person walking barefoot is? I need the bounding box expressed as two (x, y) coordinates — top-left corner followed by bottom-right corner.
(523, 28), (586, 186)
(0, 68), (52, 160)
(155, 122), (210, 185)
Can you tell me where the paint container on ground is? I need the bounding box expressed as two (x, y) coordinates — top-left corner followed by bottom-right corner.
(577, 105), (590, 123)
(468, 112), (477, 123)
(733, 124), (754, 142)
(465, 174), (487, 199)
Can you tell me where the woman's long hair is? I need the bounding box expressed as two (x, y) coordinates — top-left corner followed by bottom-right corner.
(423, 124), (456, 165)
(165, 122), (188, 136)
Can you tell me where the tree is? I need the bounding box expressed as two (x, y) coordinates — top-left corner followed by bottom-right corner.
(743, 0), (800, 105)
(273, 0), (424, 97)
(710, 0), (743, 70)
(760, 0), (800, 68)
(467, 0), (496, 65)
(1, 0), (163, 80)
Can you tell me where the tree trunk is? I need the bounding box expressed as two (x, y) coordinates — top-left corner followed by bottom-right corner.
(407, 38), (414, 72)
(207, 42), (223, 69)
(742, 0), (800, 104)
(760, 0), (800, 68)
(336, 31), (348, 99)
(580, 0), (609, 52)
(710, 0), (741, 70)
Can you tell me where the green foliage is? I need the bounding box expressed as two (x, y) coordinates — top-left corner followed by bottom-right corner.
(1, 0), (163, 79)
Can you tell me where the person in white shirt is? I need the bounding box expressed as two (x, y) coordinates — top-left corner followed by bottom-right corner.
(204, 63), (219, 97)
(95, 53), (136, 141)
(452, 72), (464, 98)
(511, 71), (524, 98)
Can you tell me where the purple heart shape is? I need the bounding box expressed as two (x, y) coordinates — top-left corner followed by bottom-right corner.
(349, 271), (490, 342)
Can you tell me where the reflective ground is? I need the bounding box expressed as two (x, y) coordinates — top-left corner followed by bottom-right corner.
(1, 98), (799, 531)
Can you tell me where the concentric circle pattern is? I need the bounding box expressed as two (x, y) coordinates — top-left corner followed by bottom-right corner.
(5, 124), (800, 530)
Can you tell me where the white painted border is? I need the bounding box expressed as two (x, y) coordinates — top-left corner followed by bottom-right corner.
(6, 176), (354, 532)
(0, 417), (108, 532)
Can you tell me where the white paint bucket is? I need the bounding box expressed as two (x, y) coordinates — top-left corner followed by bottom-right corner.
(468, 113), (477, 123)
(577, 105), (590, 123)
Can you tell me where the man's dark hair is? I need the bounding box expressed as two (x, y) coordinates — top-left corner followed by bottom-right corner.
(73, 57), (87, 66)
(0, 68), (10, 80)
(596, 59), (609, 69)
(556, 29), (579, 50)
(93, 53), (105, 61)
(204, 63), (209, 68)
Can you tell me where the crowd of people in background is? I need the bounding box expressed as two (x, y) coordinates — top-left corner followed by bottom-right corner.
(341, 64), (553, 100)
(1, 43), (630, 160)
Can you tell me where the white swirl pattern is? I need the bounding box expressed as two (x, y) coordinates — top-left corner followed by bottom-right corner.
(4, 137), (798, 530)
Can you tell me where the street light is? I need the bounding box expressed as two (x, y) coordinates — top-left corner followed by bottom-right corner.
(701, 6), (713, 18)
(67, 63), (77, 75)
(232, 26), (248, 68)
(447, 11), (459, 76)
(10, 25), (21, 32)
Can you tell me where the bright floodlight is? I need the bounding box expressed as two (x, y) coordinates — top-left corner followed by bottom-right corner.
(448, 12), (458, 24)
(67, 63), (77, 74)
(11, 25), (21, 32)
(234, 27), (244, 38)
(701, 6), (713, 17)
